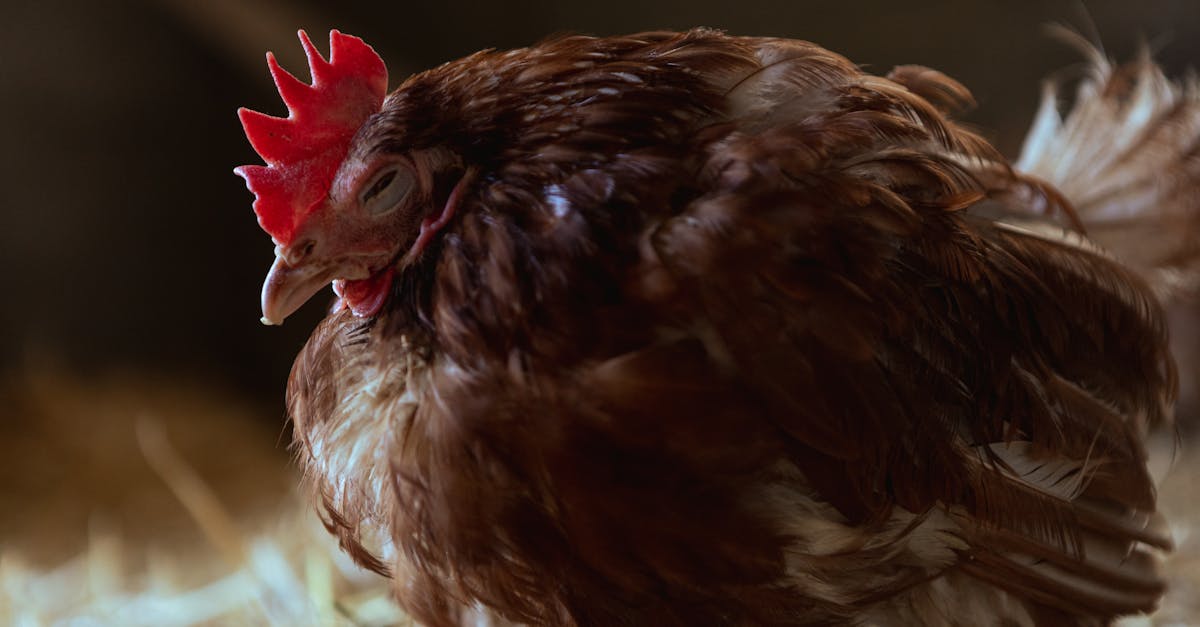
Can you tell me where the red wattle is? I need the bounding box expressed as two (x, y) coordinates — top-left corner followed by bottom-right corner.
(335, 267), (395, 318)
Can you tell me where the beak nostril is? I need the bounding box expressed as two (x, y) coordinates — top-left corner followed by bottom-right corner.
(288, 236), (312, 260)
(284, 239), (317, 265)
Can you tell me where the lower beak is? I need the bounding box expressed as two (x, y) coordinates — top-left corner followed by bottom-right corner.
(260, 254), (337, 325)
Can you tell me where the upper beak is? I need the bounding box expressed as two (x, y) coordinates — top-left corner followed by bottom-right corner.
(260, 254), (338, 325)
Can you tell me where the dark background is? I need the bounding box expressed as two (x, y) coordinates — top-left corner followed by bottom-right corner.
(2, 0), (1197, 411)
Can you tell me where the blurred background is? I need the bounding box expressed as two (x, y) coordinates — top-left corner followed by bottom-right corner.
(0, 0), (1197, 624)
(2, 0), (1198, 398)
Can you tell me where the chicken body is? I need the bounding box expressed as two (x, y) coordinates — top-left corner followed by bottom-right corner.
(269, 30), (1192, 626)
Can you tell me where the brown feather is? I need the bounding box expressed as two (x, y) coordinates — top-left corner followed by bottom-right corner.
(281, 30), (1184, 626)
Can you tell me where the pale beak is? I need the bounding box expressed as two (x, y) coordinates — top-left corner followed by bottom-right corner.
(260, 254), (338, 325)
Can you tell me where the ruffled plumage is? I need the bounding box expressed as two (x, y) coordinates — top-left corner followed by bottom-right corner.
(283, 30), (1192, 626)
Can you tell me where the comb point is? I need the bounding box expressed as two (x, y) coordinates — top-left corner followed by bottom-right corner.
(239, 109), (301, 163)
(297, 30), (332, 85)
(267, 53), (314, 116)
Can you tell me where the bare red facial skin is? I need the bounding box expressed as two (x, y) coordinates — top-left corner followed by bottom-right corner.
(331, 168), (475, 319)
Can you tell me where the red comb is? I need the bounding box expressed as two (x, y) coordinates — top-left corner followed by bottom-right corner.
(234, 30), (387, 246)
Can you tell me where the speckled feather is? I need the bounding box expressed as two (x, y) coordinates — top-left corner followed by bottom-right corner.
(287, 30), (1183, 626)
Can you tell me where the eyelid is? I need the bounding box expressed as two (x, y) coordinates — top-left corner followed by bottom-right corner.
(360, 168), (396, 204)
(360, 165), (414, 216)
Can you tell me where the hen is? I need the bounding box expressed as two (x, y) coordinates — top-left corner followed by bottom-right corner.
(235, 30), (1199, 626)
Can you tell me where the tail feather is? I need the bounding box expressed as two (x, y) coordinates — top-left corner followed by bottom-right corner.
(1014, 34), (1200, 424)
(1015, 32), (1200, 300)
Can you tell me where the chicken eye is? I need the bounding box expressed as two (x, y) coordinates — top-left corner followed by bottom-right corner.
(360, 167), (414, 216)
